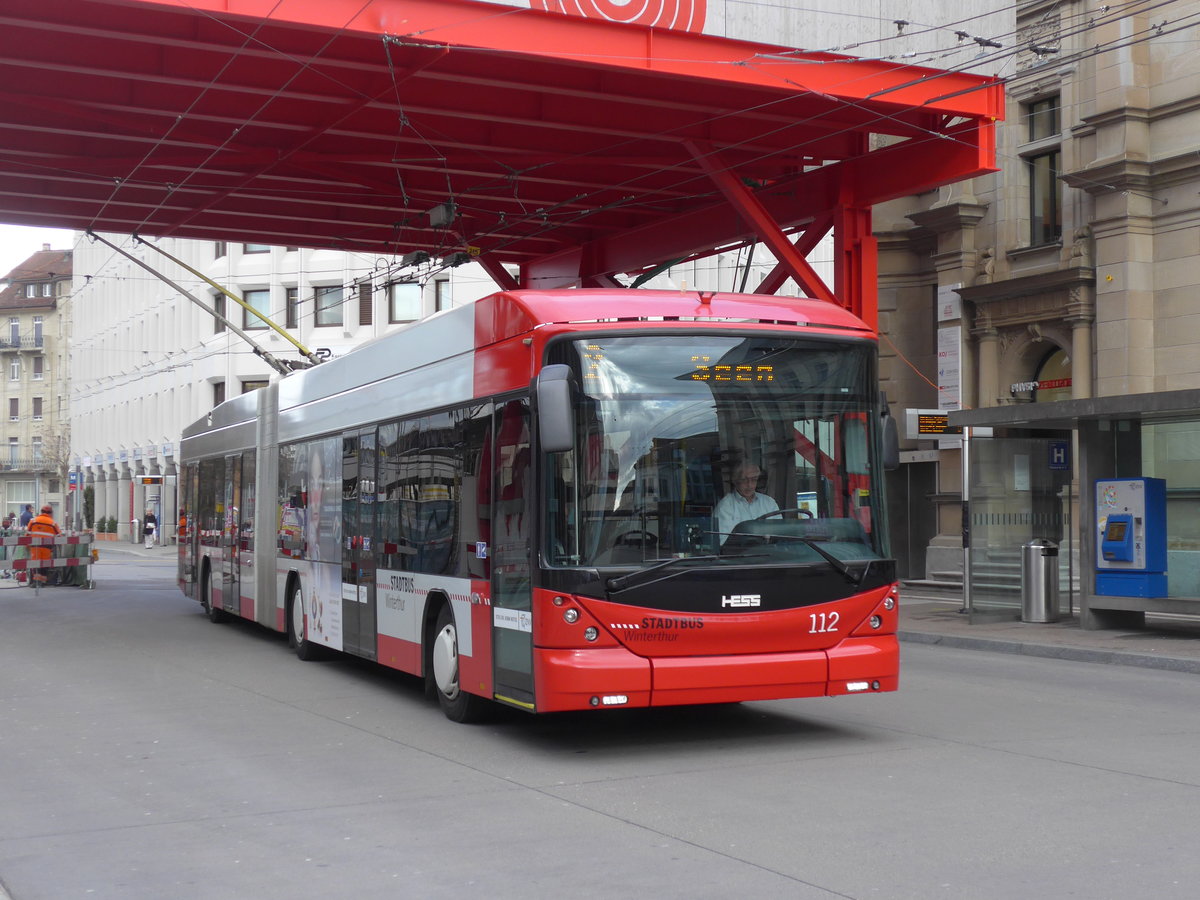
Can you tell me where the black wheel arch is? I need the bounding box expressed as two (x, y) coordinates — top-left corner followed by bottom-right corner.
(421, 589), (454, 681)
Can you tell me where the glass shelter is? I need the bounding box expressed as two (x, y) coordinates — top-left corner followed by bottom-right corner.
(952, 389), (1200, 630)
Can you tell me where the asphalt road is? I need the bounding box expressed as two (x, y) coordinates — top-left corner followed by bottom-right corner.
(1, 553), (1198, 899)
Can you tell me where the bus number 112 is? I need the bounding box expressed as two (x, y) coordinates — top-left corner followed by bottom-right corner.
(809, 612), (839, 633)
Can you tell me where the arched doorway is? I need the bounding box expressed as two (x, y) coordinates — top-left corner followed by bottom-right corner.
(1032, 348), (1072, 403)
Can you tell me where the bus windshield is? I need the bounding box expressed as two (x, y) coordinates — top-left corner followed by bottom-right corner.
(545, 334), (887, 570)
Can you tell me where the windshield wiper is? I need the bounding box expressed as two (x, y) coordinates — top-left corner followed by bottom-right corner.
(605, 554), (773, 593)
(728, 532), (871, 586)
(606, 555), (720, 593)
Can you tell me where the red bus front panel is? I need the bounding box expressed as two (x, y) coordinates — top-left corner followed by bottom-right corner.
(650, 651), (829, 706)
(826, 636), (900, 695)
(534, 647), (652, 713)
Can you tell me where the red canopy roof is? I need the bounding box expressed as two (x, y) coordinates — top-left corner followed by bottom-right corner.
(0, 0), (1001, 297)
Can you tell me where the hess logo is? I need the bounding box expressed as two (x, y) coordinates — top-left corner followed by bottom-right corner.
(721, 593), (761, 608)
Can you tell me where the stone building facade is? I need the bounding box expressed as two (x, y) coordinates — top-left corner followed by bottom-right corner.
(876, 0), (1200, 592)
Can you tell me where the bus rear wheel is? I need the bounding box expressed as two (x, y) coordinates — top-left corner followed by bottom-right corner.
(430, 605), (487, 723)
(287, 584), (322, 661)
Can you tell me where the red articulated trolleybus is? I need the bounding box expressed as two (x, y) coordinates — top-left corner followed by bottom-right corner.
(179, 289), (900, 721)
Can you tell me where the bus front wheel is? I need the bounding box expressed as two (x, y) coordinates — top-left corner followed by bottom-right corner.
(287, 584), (322, 661)
(430, 605), (487, 723)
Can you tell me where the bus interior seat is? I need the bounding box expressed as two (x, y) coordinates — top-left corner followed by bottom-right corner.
(608, 529), (658, 565)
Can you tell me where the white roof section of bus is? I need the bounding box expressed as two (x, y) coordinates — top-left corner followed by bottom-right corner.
(274, 303), (479, 443)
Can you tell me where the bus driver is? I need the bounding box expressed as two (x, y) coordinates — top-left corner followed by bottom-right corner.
(715, 461), (778, 545)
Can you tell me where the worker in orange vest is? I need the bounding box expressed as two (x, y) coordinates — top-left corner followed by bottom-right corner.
(28, 504), (61, 585)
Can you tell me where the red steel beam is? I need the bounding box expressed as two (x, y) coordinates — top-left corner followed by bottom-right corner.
(754, 214), (833, 296)
(685, 140), (836, 306)
(523, 121), (996, 289)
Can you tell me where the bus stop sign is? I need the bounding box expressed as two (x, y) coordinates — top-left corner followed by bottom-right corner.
(1049, 440), (1070, 470)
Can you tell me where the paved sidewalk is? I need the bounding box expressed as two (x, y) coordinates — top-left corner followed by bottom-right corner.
(901, 585), (1200, 675)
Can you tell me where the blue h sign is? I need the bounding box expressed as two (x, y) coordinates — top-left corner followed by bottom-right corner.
(1048, 440), (1070, 471)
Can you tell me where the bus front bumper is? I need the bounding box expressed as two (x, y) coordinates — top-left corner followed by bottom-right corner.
(533, 635), (898, 712)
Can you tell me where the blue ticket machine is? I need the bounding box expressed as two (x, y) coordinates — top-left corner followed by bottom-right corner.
(1095, 477), (1167, 598)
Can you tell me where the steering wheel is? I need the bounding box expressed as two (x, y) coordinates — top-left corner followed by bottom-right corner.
(753, 507), (814, 521)
(614, 530), (658, 547)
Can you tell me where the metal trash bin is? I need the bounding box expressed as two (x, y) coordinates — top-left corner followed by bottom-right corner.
(1021, 538), (1059, 623)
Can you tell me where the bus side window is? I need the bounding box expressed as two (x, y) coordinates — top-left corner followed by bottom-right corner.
(276, 443), (300, 557)
(377, 420), (409, 572)
(494, 399), (531, 577)
(458, 404), (492, 579)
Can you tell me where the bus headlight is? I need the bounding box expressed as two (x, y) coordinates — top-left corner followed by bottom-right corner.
(563, 608), (579, 624)
(584, 627), (599, 642)
(869, 615), (882, 629)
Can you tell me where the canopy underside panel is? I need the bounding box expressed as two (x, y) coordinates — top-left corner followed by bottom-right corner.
(0, 0), (1002, 313)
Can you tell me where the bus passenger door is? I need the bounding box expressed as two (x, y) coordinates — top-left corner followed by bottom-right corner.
(491, 399), (534, 705)
(222, 454), (241, 614)
(341, 431), (377, 659)
(239, 448), (257, 620)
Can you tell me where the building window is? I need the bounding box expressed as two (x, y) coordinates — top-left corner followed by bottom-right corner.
(214, 241), (227, 258)
(32, 397), (42, 421)
(41, 283), (52, 298)
(7, 481), (33, 519)
(8, 438), (17, 466)
(32, 316), (42, 346)
(31, 437), (42, 461)
(213, 294), (226, 334)
(243, 289), (270, 330)
(25, 284), (36, 299)
(32, 356), (43, 380)
(285, 287), (299, 329)
(314, 285), (343, 327)
(1022, 95), (1062, 246)
(242, 380), (268, 394)
(1028, 97), (1059, 141)
(213, 381), (226, 407)
(8, 398), (17, 421)
(1027, 150), (1061, 245)
(243, 243), (270, 254)
(435, 279), (451, 312)
(9, 360), (19, 382)
(8, 318), (18, 344)
(389, 282), (421, 322)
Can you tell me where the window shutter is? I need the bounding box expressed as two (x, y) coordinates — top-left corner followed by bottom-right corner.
(358, 283), (373, 327)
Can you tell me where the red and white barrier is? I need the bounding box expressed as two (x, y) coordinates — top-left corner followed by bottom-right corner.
(1, 534), (94, 547)
(11, 556), (95, 571)
(2, 533), (95, 585)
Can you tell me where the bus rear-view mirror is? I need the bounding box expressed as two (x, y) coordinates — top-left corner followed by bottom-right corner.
(536, 364), (575, 453)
